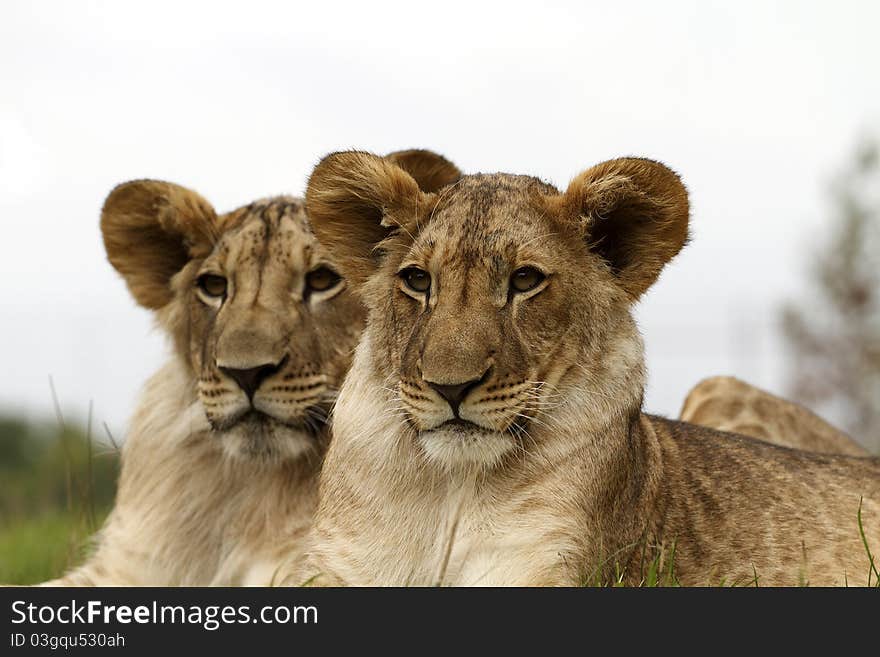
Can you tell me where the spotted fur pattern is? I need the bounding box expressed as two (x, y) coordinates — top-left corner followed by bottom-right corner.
(680, 376), (869, 457)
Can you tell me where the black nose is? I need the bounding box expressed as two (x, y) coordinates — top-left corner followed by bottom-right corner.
(220, 361), (282, 399)
(427, 375), (486, 416)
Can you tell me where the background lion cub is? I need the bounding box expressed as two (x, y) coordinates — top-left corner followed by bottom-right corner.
(681, 376), (869, 457)
(41, 150), (460, 586)
(299, 151), (880, 586)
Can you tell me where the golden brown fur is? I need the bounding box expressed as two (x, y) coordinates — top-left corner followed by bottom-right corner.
(44, 190), (361, 585)
(681, 376), (869, 457)
(297, 151), (880, 586)
(42, 150), (461, 586)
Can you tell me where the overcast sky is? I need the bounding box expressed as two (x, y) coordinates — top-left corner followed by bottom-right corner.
(1, 0), (878, 438)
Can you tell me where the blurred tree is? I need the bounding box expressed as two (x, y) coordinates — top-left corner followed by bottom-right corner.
(781, 139), (880, 454)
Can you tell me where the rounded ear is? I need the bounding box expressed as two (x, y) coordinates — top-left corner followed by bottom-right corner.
(556, 157), (689, 300)
(384, 149), (462, 193)
(101, 180), (218, 310)
(306, 151), (431, 290)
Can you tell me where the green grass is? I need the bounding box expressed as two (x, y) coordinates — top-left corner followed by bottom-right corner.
(580, 539), (680, 587)
(0, 410), (118, 585)
(0, 508), (110, 584)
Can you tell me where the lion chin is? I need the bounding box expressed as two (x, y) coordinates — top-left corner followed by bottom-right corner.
(214, 411), (320, 464)
(418, 420), (515, 472)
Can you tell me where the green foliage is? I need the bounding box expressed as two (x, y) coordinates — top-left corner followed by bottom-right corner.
(0, 510), (98, 585)
(0, 413), (118, 584)
(580, 539), (680, 587)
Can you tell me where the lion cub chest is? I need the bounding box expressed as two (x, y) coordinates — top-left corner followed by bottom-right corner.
(318, 479), (581, 586)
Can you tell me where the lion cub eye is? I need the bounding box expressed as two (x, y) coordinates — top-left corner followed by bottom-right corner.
(197, 274), (228, 298)
(400, 267), (431, 294)
(510, 267), (545, 294)
(306, 267), (341, 293)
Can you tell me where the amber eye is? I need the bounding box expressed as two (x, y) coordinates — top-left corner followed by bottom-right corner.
(197, 274), (227, 298)
(510, 267), (545, 294)
(306, 267), (341, 293)
(400, 267), (431, 294)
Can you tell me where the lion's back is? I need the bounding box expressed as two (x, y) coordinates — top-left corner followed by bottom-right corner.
(647, 415), (880, 585)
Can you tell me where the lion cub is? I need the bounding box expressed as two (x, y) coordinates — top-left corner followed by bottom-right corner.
(681, 376), (869, 457)
(42, 150), (460, 586)
(298, 151), (880, 586)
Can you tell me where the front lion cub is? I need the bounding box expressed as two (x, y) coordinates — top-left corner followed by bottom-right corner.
(300, 151), (880, 586)
(40, 150), (460, 586)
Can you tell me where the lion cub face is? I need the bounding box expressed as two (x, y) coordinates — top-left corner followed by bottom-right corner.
(379, 176), (604, 468)
(101, 188), (364, 462)
(307, 152), (688, 470)
(187, 199), (363, 461)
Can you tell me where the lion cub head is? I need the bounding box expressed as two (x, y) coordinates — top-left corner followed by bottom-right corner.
(101, 150), (460, 463)
(307, 152), (688, 470)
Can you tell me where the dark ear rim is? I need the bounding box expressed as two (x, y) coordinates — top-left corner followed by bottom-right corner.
(556, 157), (690, 301)
(100, 179), (218, 310)
(305, 150), (431, 291)
(384, 149), (462, 193)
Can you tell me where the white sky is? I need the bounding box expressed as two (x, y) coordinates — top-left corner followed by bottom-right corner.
(1, 0), (878, 435)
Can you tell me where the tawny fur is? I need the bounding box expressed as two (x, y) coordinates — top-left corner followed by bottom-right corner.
(293, 151), (880, 587)
(48, 361), (321, 586)
(41, 150), (460, 586)
(44, 193), (361, 585)
(681, 376), (869, 457)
